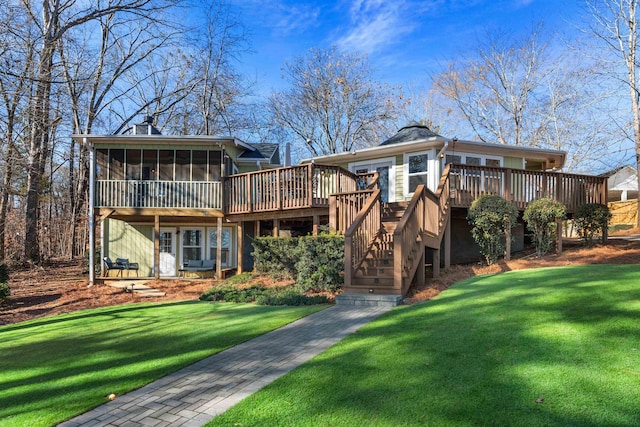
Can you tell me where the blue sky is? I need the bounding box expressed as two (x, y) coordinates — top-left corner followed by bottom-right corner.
(231, 0), (584, 92)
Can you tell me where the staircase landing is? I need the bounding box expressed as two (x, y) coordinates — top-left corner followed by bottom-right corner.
(336, 293), (403, 307)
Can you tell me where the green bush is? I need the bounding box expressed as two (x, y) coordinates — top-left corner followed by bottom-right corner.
(199, 284), (329, 306)
(295, 234), (344, 293)
(523, 198), (566, 257)
(0, 264), (9, 284)
(253, 233), (345, 293)
(574, 203), (612, 245)
(467, 194), (519, 265)
(252, 237), (300, 279)
(255, 289), (329, 306)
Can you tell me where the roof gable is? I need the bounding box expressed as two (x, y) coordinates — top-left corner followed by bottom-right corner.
(380, 122), (441, 146)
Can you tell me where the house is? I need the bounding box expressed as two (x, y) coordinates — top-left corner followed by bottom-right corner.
(600, 165), (638, 226)
(74, 117), (281, 282)
(78, 120), (607, 302)
(601, 165), (637, 202)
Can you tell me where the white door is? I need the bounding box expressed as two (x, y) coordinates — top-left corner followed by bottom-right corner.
(159, 228), (176, 276)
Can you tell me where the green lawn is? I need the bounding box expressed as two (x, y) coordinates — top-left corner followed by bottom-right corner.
(0, 301), (325, 427)
(208, 265), (640, 427)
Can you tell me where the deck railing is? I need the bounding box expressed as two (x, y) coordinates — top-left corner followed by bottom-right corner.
(95, 180), (222, 209)
(449, 164), (607, 212)
(344, 189), (382, 287)
(223, 164), (359, 214)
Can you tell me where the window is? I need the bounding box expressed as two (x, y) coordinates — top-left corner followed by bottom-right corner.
(445, 154), (461, 165)
(126, 149), (141, 179)
(208, 152), (222, 181)
(182, 229), (203, 263)
(142, 150), (157, 180)
(407, 153), (429, 193)
(109, 149), (125, 180)
(192, 150), (207, 181)
(175, 150), (190, 181)
(486, 158), (501, 168)
(158, 150), (174, 180)
(209, 228), (232, 267)
(96, 149), (108, 180)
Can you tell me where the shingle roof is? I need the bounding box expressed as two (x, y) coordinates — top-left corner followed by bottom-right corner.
(238, 143), (280, 164)
(379, 122), (442, 146)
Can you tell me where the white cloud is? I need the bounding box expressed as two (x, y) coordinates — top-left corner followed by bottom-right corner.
(334, 0), (436, 54)
(232, 0), (320, 36)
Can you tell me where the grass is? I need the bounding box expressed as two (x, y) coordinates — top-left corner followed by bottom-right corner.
(207, 264), (640, 427)
(0, 301), (325, 427)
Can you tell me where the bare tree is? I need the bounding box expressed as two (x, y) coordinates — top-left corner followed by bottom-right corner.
(58, 8), (183, 257)
(269, 46), (398, 157)
(18, 0), (180, 262)
(432, 23), (614, 172)
(583, 0), (640, 226)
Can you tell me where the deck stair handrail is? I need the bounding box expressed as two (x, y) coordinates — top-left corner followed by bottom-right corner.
(343, 189), (382, 288)
(223, 163), (360, 215)
(392, 165), (451, 294)
(448, 164), (607, 213)
(328, 172), (379, 234)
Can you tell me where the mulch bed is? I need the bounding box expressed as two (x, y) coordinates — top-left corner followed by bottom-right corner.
(2, 237), (639, 325)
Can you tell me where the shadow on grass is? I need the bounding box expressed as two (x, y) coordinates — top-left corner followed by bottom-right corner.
(209, 265), (640, 427)
(0, 301), (322, 426)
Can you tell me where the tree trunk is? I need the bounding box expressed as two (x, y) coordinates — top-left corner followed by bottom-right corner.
(24, 40), (55, 263)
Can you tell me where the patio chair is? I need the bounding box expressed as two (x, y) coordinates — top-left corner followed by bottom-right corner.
(103, 257), (124, 277)
(115, 258), (140, 277)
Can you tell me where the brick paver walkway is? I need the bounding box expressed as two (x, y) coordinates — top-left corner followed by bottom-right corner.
(59, 304), (393, 427)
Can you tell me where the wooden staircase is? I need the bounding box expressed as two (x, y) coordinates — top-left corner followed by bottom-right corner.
(337, 166), (452, 299)
(351, 203), (406, 293)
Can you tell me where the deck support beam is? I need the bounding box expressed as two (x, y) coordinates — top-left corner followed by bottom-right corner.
(444, 213), (451, 269)
(505, 227), (512, 261)
(313, 215), (319, 235)
(432, 248), (440, 278)
(154, 215), (160, 279)
(237, 221), (244, 274)
(417, 248), (426, 286)
(273, 218), (280, 237)
(216, 217), (223, 279)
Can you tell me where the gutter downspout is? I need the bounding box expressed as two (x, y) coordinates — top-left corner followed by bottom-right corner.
(87, 138), (96, 286)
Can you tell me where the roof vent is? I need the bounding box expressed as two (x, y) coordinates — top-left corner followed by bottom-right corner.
(133, 116), (161, 135)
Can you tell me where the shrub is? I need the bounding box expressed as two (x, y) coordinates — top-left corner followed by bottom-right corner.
(199, 284), (329, 306)
(252, 237), (299, 279)
(467, 194), (518, 265)
(295, 234), (344, 293)
(253, 232), (345, 293)
(0, 264), (9, 284)
(574, 203), (612, 245)
(523, 198), (566, 257)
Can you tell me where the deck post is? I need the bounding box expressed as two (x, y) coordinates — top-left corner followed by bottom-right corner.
(237, 221), (244, 274)
(276, 169), (282, 210)
(417, 247), (426, 285)
(432, 247), (440, 278)
(273, 218), (280, 237)
(88, 139), (96, 285)
(329, 195), (336, 232)
(307, 163), (314, 206)
(255, 220), (260, 237)
(154, 215), (160, 279)
(216, 217), (223, 279)
(444, 213), (451, 269)
(312, 215), (319, 235)
(505, 226), (511, 261)
(344, 235), (352, 290)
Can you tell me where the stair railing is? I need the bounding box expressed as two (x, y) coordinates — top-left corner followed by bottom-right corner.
(329, 172), (379, 234)
(343, 189), (382, 287)
(393, 164), (452, 294)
